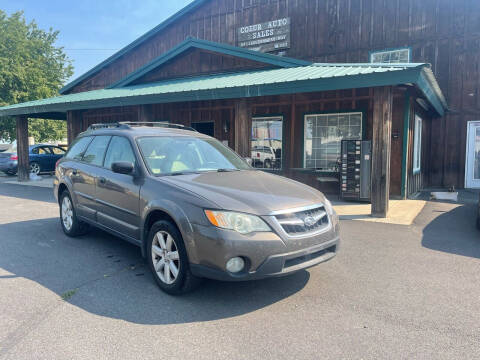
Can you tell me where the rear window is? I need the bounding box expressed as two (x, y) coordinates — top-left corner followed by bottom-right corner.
(64, 136), (93, 161)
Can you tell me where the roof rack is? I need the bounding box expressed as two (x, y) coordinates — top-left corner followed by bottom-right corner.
(119, 122), (197, 132)
(87, 123), (129, 131)
(86, 122), (197, 132)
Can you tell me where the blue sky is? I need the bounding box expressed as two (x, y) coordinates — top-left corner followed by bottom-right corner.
(3, 0), (194, 83)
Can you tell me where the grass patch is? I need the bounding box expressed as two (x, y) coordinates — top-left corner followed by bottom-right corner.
(60, 288), (78, 301)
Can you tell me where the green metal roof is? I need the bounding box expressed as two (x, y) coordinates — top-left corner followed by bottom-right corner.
(109, 38), (311, 88)
(0, 63), (447, 119)
(60, 0), (210, 94)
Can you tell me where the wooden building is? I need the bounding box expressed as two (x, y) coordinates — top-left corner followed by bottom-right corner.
(2, 0), (468, 218)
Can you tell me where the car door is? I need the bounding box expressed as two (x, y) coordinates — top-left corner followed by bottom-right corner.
(95, 136), (141, 242)
(74, 135), (112, 221)
(62, 136), (94, 221)
(38, 146), (59, 171)
(49, 146), (67, 170)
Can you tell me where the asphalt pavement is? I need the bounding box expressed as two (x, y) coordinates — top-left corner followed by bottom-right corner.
(0, 180), (479, 360)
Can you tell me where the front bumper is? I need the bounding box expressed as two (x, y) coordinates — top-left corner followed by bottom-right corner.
(190, 237), (339, 281)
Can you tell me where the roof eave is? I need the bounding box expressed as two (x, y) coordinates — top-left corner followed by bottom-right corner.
(109, 38), (311, 89)
(416, 66), (448, 117)
(0, 68), (423, 117)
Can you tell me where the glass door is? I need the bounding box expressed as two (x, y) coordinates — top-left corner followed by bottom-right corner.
(465, 121), (480, 188)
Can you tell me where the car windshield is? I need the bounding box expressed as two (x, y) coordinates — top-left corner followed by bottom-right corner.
(136, 136), (251, 175)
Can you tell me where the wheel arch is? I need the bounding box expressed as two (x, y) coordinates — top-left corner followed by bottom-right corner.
(141, 204), (195, 260)
(56, 178), (76, 206)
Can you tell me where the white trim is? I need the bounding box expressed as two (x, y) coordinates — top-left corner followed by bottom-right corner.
(413, 114), (422, 174)
(465, 121), (480, 188)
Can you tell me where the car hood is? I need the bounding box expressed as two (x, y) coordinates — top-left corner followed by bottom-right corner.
(160, 170), (327, 215)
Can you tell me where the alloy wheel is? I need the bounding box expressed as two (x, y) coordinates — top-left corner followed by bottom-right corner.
(151, 230), (180, 285)
(61, 196), (73, 231)
(30, 163), (40, 175)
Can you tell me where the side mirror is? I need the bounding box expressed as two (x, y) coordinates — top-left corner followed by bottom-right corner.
(112, 161), (134, 175)
(244, 157), (253, 166)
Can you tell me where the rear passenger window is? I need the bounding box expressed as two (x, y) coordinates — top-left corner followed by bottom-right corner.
(65, 137), (93, 161)
(104, 136), (136, 170)
(82, 136), (111, 166)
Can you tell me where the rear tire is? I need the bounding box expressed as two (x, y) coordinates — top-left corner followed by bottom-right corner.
(147, 220), (201, 295)
(59, 190), (89, 237)
(30, 162), (41, 175)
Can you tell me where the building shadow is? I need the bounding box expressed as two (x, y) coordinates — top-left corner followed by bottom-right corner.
(421, 201), (480, 259)
(0, 182), (56, 203)
(0, 217), (309, 325)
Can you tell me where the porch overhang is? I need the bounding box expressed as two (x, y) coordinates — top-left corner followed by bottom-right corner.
(0, 63), (447, 119)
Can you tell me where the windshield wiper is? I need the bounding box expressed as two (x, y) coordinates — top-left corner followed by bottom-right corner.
(216, 168), (240, 172)
(167, 171), (200, 176)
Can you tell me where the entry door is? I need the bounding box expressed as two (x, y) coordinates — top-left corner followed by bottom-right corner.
(465, 121), (480, 188)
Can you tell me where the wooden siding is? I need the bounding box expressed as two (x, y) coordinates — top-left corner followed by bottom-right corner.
(65, 0), (480, 189)
(131, 48), (276, 85)
(77, 87), (413, 196)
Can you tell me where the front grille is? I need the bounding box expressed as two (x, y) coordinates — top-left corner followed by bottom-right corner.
(284, 245), (336, 268)
(275, 206), (329, 236)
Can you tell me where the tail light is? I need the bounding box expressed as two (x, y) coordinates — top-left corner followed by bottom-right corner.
(10, 155), (18, 161)
(256, 152), (260, 158)
(55, 159), (61, 169)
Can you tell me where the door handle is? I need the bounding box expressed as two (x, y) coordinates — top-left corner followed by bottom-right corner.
(98, 177), (106, 185)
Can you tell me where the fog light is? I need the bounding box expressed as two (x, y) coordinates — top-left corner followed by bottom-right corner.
(226, 257), (245, 273)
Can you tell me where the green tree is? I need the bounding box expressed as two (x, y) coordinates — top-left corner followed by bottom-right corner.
(0, 10), (73, 142)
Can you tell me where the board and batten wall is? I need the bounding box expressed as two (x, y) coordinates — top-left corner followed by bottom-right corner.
(66, 0), (480, 189)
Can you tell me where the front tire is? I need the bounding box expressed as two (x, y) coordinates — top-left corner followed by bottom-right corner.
(59, 190), (89, 237)
(147, 220), (201, 295)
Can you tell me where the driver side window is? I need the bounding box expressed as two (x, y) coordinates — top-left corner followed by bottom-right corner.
(104, 136), (136, 170)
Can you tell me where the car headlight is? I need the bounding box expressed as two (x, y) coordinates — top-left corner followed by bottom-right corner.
(204, 210), (270, 234)
(323, 198), (334, 215)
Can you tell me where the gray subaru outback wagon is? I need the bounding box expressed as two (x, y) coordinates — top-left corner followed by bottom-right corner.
(54, 122), (340, 294)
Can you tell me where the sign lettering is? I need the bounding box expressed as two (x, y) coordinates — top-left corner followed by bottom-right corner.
(237, 18), (291, 53)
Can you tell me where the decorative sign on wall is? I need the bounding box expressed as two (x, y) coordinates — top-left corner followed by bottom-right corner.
(237, 18), (291, 53)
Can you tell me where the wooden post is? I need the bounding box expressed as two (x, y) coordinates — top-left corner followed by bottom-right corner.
(289, 95), (296, 170)
(138, 104), (154, 122)
(371, 86), (393, 218)
(67, 111), (83, 144)
(16, 115), (29, 182)
(234, 99), (251, 157)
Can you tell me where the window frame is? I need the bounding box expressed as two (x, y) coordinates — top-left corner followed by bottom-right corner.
(251, 115), (285, 171)
(103, 135), (138, 171)
(302, 111), (365, 173)
(49, 146), (66, 155)
(413, 114), (422, 174)
(80, 135), (113, 167)
(369, 47), (412, 64)
(64, 136), (94, 161)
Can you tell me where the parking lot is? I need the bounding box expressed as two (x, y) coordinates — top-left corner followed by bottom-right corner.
(0, 178), (479, 360)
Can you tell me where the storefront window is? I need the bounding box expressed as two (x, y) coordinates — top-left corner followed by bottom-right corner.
(304, 112), (362, 172)
(251, 116), (283, 169)
(413, 114), (422, 173)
